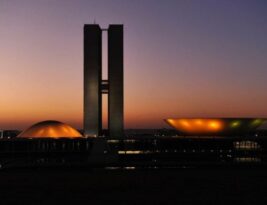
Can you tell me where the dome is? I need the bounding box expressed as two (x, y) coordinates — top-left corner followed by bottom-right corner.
(17, 120), (83, 139)
(165, 118), (266, 136)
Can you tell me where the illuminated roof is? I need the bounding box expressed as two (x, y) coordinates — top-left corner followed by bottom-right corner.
(17, 120), (83, 139)
(165, 118), (266, 136)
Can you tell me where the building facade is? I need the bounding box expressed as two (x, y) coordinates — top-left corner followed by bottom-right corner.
(84, 24), (124, 138)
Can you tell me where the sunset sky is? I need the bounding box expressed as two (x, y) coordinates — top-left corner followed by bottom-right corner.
(1, 0), (267, 130)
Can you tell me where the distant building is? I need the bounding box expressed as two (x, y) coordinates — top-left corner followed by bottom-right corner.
(1, 25), (267, 169)
(0, 130), (20, 139)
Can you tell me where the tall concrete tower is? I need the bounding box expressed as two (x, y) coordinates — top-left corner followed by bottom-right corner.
(108, 25), (124, 138)
(84, 25), (102, 137)
(84, 24), (124, 138)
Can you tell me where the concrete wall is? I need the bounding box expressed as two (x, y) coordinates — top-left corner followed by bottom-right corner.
(108, 25), (124, 138)
(84, 25), (102, 137)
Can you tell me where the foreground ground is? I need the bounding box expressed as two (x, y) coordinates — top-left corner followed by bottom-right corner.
(0, 167), (267, 204)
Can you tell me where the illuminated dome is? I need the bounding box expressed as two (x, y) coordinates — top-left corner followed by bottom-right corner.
(165, 118), (266, 136)
(17, 120), (83, 139)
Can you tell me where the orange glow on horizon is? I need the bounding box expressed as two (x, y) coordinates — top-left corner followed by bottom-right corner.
(1, 1), (267, 130)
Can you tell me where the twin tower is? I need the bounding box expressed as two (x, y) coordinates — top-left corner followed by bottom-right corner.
(84, 24), (124, 138)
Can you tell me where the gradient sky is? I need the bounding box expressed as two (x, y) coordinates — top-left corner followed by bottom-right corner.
(1, 0), (267, 130)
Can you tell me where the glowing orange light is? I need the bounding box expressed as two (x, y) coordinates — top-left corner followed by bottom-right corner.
(208, 121), (221, 130)
(165, 118), (224, 134)
(165, 118), (267, 135)
(180, 120), (190, 127)
(195, 119), (203, 125)
(17, 120), (83, 139)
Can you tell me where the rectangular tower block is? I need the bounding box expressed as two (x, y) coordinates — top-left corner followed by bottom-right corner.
(84, 25), (102, 137)
(108, 25), (124, 138)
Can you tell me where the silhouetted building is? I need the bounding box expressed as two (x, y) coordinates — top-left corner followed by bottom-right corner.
(3, 25), (267, 170)
(84, 24), (124, 138)
(84, 25), (102, 137)
(108, 25), (124, 138)
(0, 130), (20, 139)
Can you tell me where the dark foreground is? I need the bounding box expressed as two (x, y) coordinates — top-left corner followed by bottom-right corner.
(0, 167), (267, 205)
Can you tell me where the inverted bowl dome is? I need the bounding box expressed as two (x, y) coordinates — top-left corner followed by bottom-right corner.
(165, 118), (266, 136)
(17, 120), (83, 139)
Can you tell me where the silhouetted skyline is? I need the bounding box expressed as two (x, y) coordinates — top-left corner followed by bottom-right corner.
(1, 0), (267, 129)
